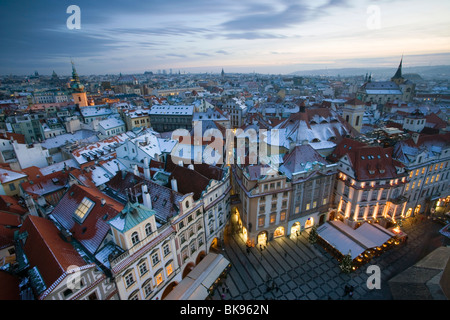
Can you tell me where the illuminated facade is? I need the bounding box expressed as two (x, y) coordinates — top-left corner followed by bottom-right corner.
(329, 138), (408, 227)
(393, 132), (450, 216)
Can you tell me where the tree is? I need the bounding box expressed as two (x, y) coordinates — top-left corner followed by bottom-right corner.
(340, 250), (353, 274)
(308, 225), (318, 244)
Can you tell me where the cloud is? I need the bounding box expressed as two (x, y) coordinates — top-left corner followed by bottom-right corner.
(166, 53), (187, 58)
(222, 32), (289, 40)
(194, 52), (211, 56)
(216, 50), (230, 55)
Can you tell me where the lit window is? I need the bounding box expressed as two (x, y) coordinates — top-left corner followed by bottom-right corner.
(166, 263), (173, 277)
(155, 273), (163, 286)
(269, 213), (276, 224)
(306, 203), (310, 210)
(258, 216), (265, 227)
(280, 211), (286, 221)
(436, 174), (440, 182)
(74, 197), (95, 222)
(415, 169), (419, 176)
(312, 201), (317, 208)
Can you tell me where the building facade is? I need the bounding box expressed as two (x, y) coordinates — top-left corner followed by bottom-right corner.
(329, 138), (408, 228)
(393, 133), (450, 216)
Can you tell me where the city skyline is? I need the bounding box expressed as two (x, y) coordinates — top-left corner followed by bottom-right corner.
(1, 0), (450, 75)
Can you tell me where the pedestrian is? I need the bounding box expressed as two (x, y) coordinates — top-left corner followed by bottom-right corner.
(221, 293), (225, 300)
(343, 285), (349, 296)
(349, 285), (354, 298)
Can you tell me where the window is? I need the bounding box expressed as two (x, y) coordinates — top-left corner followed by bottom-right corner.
(131, 232), (140, 245)
(63, 289), (73, 298)
(280, 211), (286, 221)
(163, 244), (170, 256)
(190, 242), (196, 254)
(143, 283), (152, 297)
(8, 183), (16, 191)
(269, 213), (276, 224)
(125, 273), (134, 287)
(179, 221), (184, 229)
(306, 203), (310, 210)
(139, 262), (148, 276)
(145, 223), (152, 237)
(258, 216), (265, 227)
(166, 263), (173, 277)
(180, 233), (186, 244)
(155, 273), (163, 286)
(74, 197), (95, 222)
(312, 201), (317, 208)
(151, 253), (160, 266)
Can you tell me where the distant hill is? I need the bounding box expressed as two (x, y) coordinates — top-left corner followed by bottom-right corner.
(290, 65), (450, 80)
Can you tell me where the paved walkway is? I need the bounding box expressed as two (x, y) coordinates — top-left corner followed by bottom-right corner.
(211, 216), (450, 300)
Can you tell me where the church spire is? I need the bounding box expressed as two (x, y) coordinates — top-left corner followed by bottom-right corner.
(392, 55), (403, 80)
(70, 60), (85, 93)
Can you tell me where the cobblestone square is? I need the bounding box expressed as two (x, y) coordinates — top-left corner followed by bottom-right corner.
(212, 217), (450, 300)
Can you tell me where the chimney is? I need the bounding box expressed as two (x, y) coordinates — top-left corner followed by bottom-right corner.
(142, 184), (152, 210)
(101, 198), (106, 206)
(188, 164), (194, 170)
(171, 178), (178, 192)
(133, 164), (139, 176)
(144, 157), (151, 180)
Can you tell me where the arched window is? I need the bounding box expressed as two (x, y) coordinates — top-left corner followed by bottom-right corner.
(131, 232), (140, 245)
(345, 115), (350, 123)
(355, 115), (360, 126)
(145, 223), (152, 237)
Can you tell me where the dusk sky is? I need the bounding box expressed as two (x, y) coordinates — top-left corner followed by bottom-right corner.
(1, 0), (449, 75)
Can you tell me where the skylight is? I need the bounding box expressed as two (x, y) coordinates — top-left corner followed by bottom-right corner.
(74, 197), (95, 223)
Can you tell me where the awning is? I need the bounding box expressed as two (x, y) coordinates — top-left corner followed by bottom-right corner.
(317, 220), (395, 260)
(164, 252), (230, 300)
(317, 222), (365, 260)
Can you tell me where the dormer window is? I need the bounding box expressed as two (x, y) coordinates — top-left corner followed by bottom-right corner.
(74, 197), (95, 223)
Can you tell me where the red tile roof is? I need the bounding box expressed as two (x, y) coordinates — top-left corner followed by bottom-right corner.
(51, 184), (124, 255)
(0, 211), (21, 250)
(20, 215), (88, 289)
(0, 195), (27, 216)
(330, 138), (404, 181)
(0, 271), (20, 300)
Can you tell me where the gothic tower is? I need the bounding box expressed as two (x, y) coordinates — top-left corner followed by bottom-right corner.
(391, 56), (405, 85)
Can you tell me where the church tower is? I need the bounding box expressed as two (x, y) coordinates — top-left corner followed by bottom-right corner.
(342, 98), (365, 133)
(70, 61), (88, 107)
(391, 56), (405, 85)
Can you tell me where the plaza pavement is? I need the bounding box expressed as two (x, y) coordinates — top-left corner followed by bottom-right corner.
(211, 216), (450, 300)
